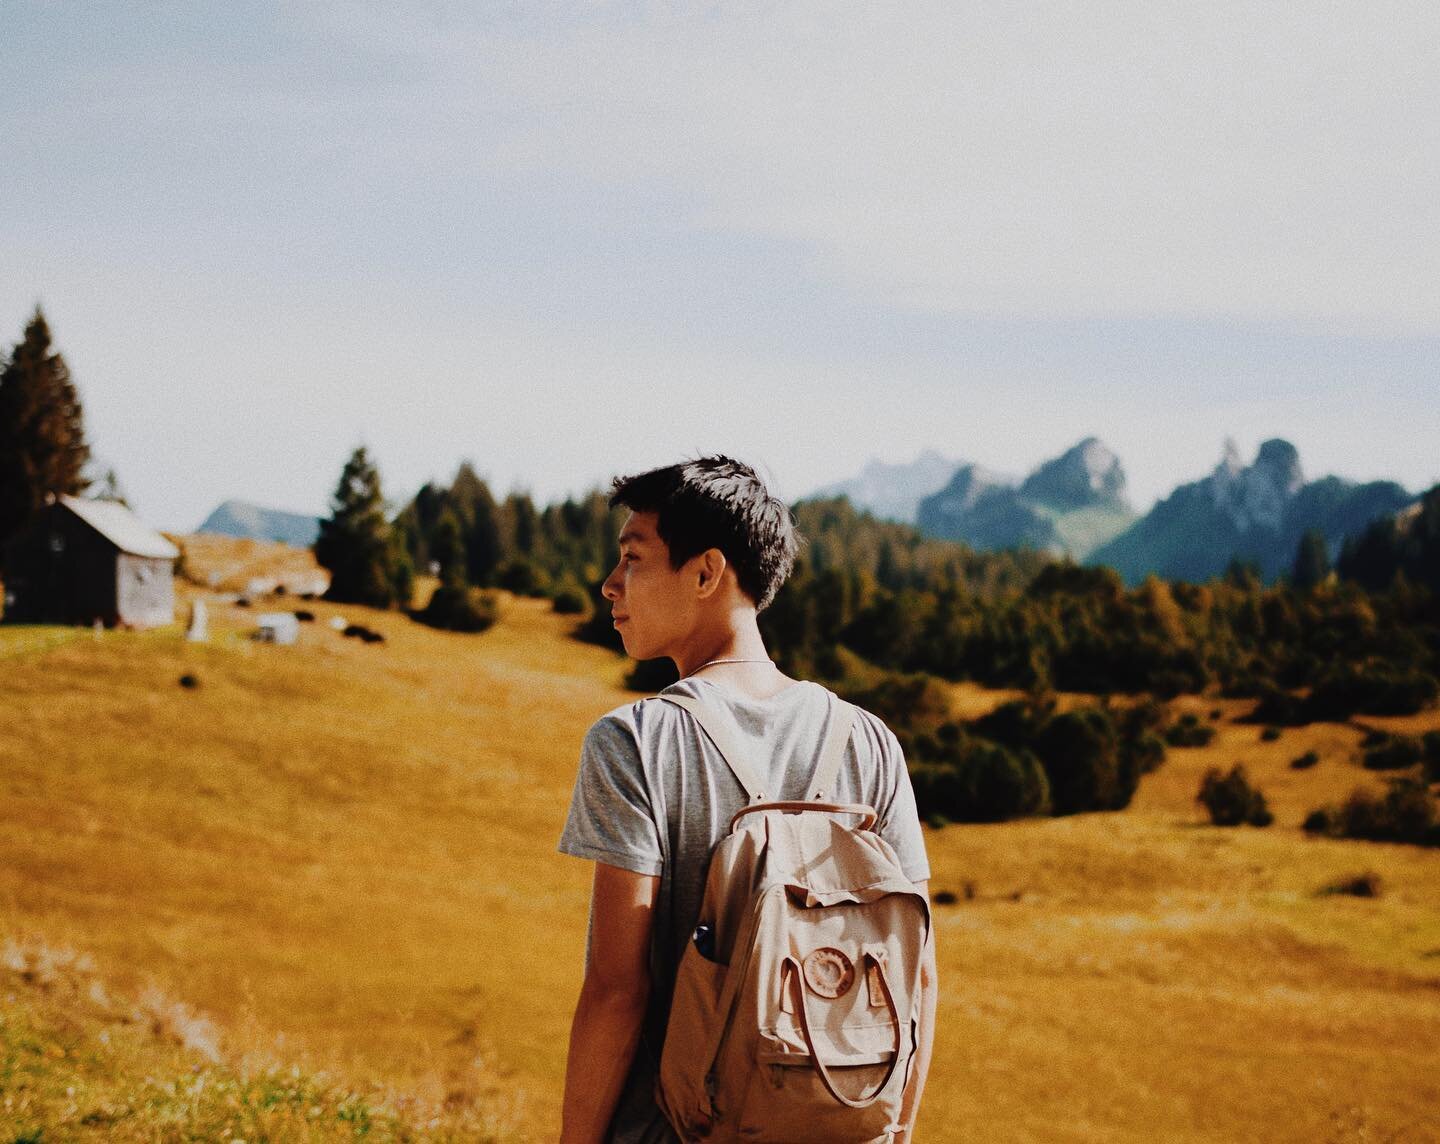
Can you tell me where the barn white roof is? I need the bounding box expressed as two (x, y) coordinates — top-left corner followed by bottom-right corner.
(60, 495), (181, 560)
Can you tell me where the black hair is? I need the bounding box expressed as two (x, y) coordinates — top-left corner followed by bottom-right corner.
(608, 455), (797, 610)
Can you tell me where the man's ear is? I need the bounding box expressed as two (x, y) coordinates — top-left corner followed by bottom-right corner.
(694, 548), (728, 600)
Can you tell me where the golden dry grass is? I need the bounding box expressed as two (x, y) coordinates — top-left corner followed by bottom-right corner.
(2, 547), (1439, 1141)
(171, 532), (331, 593)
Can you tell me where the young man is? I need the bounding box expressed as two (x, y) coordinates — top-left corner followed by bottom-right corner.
(557, 456), (935, 1143)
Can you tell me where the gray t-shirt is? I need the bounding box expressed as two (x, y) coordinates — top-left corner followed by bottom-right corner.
(558, 675), (930, 1143)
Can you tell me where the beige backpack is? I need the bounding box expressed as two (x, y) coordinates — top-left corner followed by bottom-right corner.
(652, 692), (931, 1144)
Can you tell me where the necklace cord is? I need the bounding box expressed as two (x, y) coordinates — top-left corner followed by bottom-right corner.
(684, 655), (773, 679)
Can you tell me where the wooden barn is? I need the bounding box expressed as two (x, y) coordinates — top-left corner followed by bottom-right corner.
(1, 495), (180, 628)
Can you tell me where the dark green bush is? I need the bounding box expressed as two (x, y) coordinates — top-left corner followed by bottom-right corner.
(625, 657), (680, 692)
(1034, 707), (1131, 815)
(1306, 664), (1440, 720)
(908, 734), (1050, 824)
(1260, 725), (1283, 742)
(969, 698), (1050, 751)
(1124, 731), (1168, 776)
(845, 672), (952, 732)
(1197, 764), (1273, 827)
(1363, 734), (1425, 771)
(551, 583), (590, 615)
(1424, 731), (1440, 783)
(496, 558), (550, 597)
(1290, 750), (1320, 770)
(1246, 684), (1307, 726)
(1164, 713), (1216, 748)
(1317, 871), (1383, 898)
(1303, 806), (1338, 834)
(1305, 777), (1440, 846)
(416, 584), (500, 633)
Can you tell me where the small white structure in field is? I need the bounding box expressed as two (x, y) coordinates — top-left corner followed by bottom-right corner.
(186, 599), (208, 642)
(246, 576), (279, 598)
(255, 612), (299, 645)
(329, 616), (348, 632)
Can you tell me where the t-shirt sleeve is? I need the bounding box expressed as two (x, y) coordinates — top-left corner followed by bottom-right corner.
(557, 711), (665, 877)
(863, 713), (932, 885)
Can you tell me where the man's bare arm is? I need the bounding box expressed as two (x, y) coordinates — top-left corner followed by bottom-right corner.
(560, 862), (661, 1144)
(898, 880), (937, 1139)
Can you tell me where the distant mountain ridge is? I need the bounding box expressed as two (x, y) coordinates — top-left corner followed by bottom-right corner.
(916, 438), (1137, 560)
(197, 500), (320, 547)
(811, 437), (1416, 583)
(809, 450), (961, 525)
(1089, 438), (1413, 584)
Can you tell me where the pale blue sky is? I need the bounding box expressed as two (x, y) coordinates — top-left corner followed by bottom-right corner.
(3, 2), (1437, 530)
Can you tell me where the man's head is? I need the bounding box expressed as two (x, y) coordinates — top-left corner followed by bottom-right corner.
(602, 457), (797, 661)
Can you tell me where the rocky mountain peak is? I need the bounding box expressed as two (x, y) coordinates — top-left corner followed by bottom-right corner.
(1254, 438), (1304, 493)
(1019, 437), (1129, 511)
(1207, 438), (1304, 533)
(929, 463), (1014, 515)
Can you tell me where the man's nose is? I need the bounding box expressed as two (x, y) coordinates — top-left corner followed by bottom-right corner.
(601, 565), (622, 602)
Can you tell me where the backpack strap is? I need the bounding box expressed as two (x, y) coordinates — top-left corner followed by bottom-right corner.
(655, 693), (767, 802)
(806, 697), (856, 801)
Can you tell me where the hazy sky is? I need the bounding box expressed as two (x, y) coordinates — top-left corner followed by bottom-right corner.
(4, 2), (1438, 531)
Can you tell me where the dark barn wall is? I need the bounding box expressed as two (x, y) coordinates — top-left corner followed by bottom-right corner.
(116, 552), (175, 628)
(2, 504), (118, 624)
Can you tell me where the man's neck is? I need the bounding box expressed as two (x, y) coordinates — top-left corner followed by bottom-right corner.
(671, 611), (796, 698)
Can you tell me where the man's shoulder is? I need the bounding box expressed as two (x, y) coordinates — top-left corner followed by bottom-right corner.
(581, 693), (688, 751)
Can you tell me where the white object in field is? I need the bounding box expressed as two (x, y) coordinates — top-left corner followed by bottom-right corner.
(329, 616), (348, 631)
(255, 612), (299, 645)
(186, 599), (209, 642)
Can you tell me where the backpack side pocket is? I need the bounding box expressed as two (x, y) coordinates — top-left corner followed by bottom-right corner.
(657, 939), (728, 1136)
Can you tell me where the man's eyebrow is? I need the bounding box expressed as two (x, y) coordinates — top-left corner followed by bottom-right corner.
(617, 529), (644, 546)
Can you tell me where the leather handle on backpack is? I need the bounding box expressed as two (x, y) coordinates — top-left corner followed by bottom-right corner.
(782, 952), (902, 1110)
(729, 801), (878, 833)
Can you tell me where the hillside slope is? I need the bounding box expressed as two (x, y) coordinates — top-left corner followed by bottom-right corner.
(1, 585), (1438, 1141)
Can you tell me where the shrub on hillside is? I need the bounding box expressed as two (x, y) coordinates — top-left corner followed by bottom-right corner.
(1245, 684), (1307, 727)
(909, 732), (1051, 824)
(625, 657), (680, 692)
(1124, 730), (1168, 776)
(844, 672), (952, 734)
(1164, 713), (1216, 748)
(1304, 777), (1440, 846)
(1198, 764), (1273, 827)
(1034, 707), (1130, 815)
(1317, 871), (1383, 898)
(551, 583), (590, 615)
(1424, 731), (1440, 783)
(1319, 870), (1382, 893)
(496, 558), (550, 597)
(1118, 699), (1169, 775)
(1362, 733), (1425, 771)
(416, 585), (500, 633)
(1290, 750), (1320, 770)
(1306, 663), (1440, 720)
(1260, 725), (1283, 742)
(969, 698), (1051, 751)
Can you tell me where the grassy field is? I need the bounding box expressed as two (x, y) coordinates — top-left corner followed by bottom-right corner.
(2, 551), (1439, 1142)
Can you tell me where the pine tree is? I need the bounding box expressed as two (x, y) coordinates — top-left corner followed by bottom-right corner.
(0, 308), (91, 549)
(448, 462), (503, 585)
(314, 446), (405, 608)
(429, 508), (467, 588)
(1291, 528), (1331, 591)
